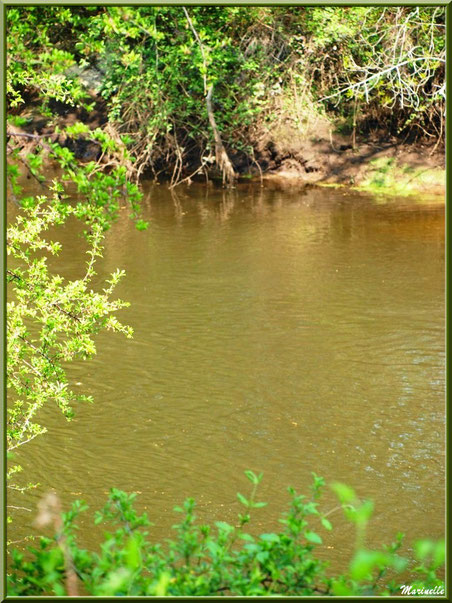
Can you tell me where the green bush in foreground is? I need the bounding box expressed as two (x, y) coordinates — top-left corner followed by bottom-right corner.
(7, 472), (445, 597)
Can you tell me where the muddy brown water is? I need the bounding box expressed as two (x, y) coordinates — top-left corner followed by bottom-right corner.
(8, 180), (445, 578)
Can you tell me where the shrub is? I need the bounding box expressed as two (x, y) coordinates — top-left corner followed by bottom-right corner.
(7, 472), (445, 597)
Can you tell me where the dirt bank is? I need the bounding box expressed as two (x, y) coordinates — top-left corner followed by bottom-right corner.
(250, 113), (445, 197)
(10, 96), (445, 197)
(258, 135), (445, 197)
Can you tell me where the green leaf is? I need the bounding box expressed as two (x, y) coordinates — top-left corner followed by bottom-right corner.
(414, 539), (434, 561)
(332, 579), (355, 596)
(244, 470), (263, 485)
(8, 115), (30, 127)
(215, 521), (234, 533)
(355, 499), (374, 525)
(433, 540), (445, 568)
(256, 551), (270, 563)
(53, 583), (66, 596)
(321, 517), (333, 531)
(152, 572), (171, 597)
(239, 532), (255, 542)
(260, 533), (279, 543)
(305, 531), (322, 544)
(343, 505), (358, 522)
(303, 502), (319, 514)
(349, 549), (384, 581)
(331, 482), (356, 504)
(252, 501), (268, 508)
(237, 492), (250, 507)
(66, 122), (90, 136)
(125, 535), (141, 570)
(135, 219), (149, 231)
(206, 540), (221, 557)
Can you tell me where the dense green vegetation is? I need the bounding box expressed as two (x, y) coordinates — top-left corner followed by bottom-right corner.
(6, 473), (445, 597)
(7, 6), (445, 183)
(6, 6), (445, 597)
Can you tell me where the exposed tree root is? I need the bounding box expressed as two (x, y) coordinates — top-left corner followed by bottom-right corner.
(205, 86), (236, 187)
(183, 7), (236, 188)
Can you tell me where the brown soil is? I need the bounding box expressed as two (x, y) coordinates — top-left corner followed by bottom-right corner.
(251, 116), (445, 194)
(259, 135), (445, 191)
(9, 95), (445, 195)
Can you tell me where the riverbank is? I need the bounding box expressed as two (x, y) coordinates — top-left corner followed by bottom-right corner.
(257, 132), (445, 198)
(7, 6), (445, 200)
(11, 95), (445, 198)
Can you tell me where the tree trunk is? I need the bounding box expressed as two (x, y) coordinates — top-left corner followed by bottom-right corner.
(205, 86), (236, 187)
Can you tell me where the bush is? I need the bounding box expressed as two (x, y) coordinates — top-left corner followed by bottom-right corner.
(7, 6), (445, 184)
(7, 472), (445, 597)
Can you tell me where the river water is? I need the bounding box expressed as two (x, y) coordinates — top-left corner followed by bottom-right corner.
(8, 180), (445, 576)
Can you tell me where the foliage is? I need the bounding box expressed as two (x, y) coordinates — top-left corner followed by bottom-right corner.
(7, 125), (145, 226)
(7, 472), (445, 597)
(6, 6), (445, 184)
(7, 195), (133, 470)
(312, 7), (445, 139)
(6, 7), (445, 591)
(7, 133), (143, 507)
(7, 3), (150, 494)
(74, 6), (270, 180)
(6, 7), (91, 111)
(7, 7), (146, 504)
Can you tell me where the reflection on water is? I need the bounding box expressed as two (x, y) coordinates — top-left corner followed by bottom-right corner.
(8, 182), (445, 572)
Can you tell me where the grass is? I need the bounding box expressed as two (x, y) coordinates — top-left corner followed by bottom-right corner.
(358, 157), (445, 197)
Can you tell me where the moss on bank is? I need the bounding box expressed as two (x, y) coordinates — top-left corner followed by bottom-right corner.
(357, 157), (445, 197)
